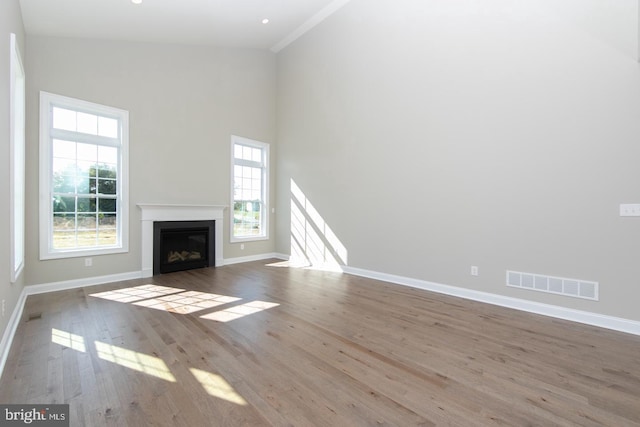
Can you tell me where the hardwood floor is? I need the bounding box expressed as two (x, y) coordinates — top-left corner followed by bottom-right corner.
(1, 260), (639, 426)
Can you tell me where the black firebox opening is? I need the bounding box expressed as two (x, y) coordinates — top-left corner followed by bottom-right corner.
(153, 221), (215, 275)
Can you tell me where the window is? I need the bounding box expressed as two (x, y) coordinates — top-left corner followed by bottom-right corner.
(230, 136), (269, 242)
(39, 92), (129, 259)
(10, 34), (25, 282)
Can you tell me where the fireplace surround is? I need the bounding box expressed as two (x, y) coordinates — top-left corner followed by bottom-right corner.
(138, 204), (226, 277)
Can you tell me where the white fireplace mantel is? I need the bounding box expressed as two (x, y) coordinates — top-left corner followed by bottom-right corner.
(138, 203), (226, 277)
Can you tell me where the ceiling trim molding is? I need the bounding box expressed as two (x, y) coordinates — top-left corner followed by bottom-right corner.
(270, 0), (351, 53)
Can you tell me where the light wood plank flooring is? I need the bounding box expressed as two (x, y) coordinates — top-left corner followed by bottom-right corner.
(1, 260), (639, 426)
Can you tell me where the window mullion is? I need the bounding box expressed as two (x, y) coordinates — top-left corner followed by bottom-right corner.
(50, 128), (120, 147)
(234, 158), (263, 168)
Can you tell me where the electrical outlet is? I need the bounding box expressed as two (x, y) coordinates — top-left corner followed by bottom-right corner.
(620, 204), (640, 217)
(85, 258), (93, 267)
(471, 266), (479, 276)
(240, 244), (245, 250)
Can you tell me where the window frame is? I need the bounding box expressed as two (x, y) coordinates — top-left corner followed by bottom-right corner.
(9, 33), (25, 282)
(230, 135), (269, 243)
(39, 91), (129, 260)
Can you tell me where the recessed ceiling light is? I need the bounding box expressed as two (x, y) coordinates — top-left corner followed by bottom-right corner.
(131, 0), (142, 4)
(262, 18), (270, 24)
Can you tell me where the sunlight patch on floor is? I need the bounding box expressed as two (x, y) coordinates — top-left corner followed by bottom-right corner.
(90, 284), (245, 315)
(90, 284), (184, 303)
(51, 328), (86, 352)
(95, 341), (176, 382)
(265, 259), (344, 272)
(132, 291), (242, 314)
(190, 368), (247, 405)
(200, 300), (280, 323)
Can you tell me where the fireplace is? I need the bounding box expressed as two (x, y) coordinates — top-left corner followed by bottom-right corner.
(153, 221), (215, 275)
(138, 204), (226, 278)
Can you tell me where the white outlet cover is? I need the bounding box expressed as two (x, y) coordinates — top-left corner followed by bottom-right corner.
(620, 204), (640, 217)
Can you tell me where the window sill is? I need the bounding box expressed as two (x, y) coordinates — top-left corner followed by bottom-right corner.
(40, 245), (128, 261)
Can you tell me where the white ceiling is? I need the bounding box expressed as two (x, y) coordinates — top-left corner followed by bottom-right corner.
(18, 0), (350, 52)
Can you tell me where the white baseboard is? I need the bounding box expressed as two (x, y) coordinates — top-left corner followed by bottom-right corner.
(0, 289), (27, 380)
(26, 271), (143, 296)
(272, 253), (291, 261)
(342, 265), (640, 337)
(223, 252), (287, 266)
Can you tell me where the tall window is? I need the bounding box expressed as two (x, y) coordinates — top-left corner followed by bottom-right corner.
(39, 92), (129, 259)
(231, 136), (269, 242)
(10, 34), (25, 282)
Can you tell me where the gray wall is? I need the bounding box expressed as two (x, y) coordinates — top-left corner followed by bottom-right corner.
(0, 0), (25, 343)
(25, 36), (277, 286)
(276, 0), (640, 321)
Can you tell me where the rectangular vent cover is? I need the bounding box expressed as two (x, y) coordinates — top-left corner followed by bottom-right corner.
(506, 270), (598, 301)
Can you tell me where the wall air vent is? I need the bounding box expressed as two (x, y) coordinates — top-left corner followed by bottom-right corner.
(506, 270), (598, 301)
